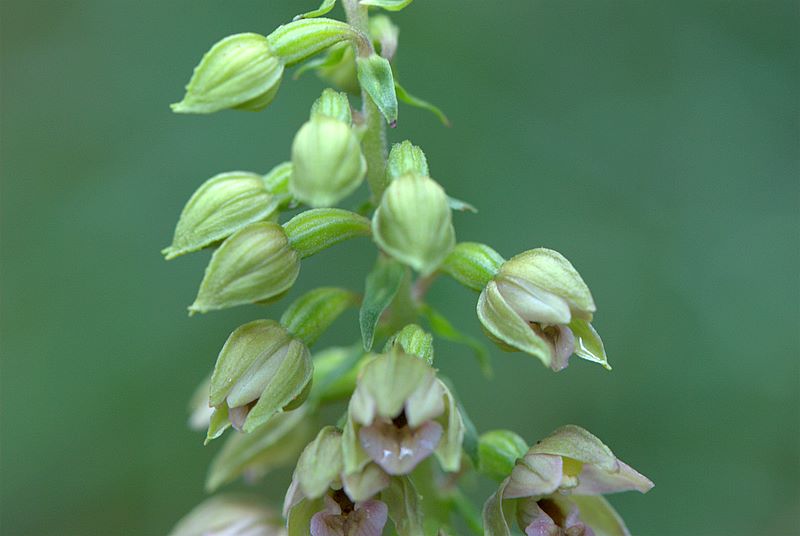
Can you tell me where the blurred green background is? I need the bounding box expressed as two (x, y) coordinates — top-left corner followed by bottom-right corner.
(2, 1), (798, 534)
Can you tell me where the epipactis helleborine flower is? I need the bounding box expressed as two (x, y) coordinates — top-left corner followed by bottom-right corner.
(477, 248), (609, 371)
(168, 493), (286, 536)
(284, 427), (391, 536)
(207, 320), (312, 438)
(504, 425), (653, 499)
(344, 351), (464, 476)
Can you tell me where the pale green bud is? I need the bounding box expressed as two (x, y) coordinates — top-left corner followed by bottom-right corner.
(207, 320), (312, 436)
(442, 242), (505, 292)
(283, 208), (371, 258)
(171, 33), (283, 114)
(383, 324), (434, 364)
(310, 88), (352, 123)
(206, 406), (314, 491)
(190, 222), (300, 314)
(163, 164), (291, 260)
(372, 173), (456, 275)
(369, 15), (399, 61)
(290, 116), (367, 207)
(280, 287), (358, 346)
(169, 494), (285, 536)
(356, 54), (398, 125)
(386, 141), (429, 180)
(478, 430), (528, 481)
(478, 248), (609, 371)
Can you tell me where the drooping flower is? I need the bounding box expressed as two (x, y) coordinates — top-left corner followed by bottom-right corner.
(483, 425), (653, 536)
(477, 248), (608, 371)
(343, 351), (464, 476)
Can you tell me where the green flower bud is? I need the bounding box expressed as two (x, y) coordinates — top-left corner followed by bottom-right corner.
(386, 141), (429, 180)
(163, 165), (291, 260)
(369, 15), (399, 61)
(310, 88), (352, 123)
(190, 222), (300, 314)
(171, 33), (284, 114)
(478, 430), (528, 481)
(372, 173), (456, 275)
(442, 242), (505, 292)
(290, 116), (367, 207)
(169, 494), (285, 536)
(206, 406), (314, 491)
(383, 324), (434, 364)
(207, 320), (312, 436)
(477, 248), (609, 371)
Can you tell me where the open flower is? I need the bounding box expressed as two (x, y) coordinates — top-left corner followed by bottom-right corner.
(284, 427), (391, 536)
(477, 248), (608, 371)
(483, 425), (653, 536)
(206, 320), (312, 439)
(344, 351), (464, 476)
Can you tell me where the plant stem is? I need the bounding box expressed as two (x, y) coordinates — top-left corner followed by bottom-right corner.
(343, 0), (389, 203)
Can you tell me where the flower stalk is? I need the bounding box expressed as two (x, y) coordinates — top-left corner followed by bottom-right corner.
(164, 2), (653, 534)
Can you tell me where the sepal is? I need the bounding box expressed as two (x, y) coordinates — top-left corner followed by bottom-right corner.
(386, 140), (429, 179)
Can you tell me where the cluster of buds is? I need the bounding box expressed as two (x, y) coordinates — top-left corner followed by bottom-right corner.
(164, 1), (652, 535)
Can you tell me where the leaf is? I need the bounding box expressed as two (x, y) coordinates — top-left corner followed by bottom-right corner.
(206, 407), (314, 491)
(356, 54), (398, 125)
(280, 287), (358, 346)
(395, 80), (450, 126)
(294, 0), (336, 20)
(360, 0), (414, 11)
(382, 476), (424, 536)
(422, 305), (493, 377)
(359, 257), (405, 350)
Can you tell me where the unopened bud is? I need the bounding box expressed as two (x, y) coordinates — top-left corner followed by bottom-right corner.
(386, 141), (429, 180)
(291, 116), (367, 207)
(190, 222), (300, 314)
(171, 33), (283, 114)
(372, 173), (455, 275)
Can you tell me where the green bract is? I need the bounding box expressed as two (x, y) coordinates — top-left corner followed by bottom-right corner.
(372, 173), (456, 275)
(172, 33), (283, 114)
(190, 222), (300, 314)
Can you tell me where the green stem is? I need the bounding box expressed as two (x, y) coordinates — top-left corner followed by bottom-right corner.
(343, 0), (389, 203)
(451, 490), (484, 535)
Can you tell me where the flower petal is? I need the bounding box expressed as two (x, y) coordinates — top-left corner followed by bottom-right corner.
(504, 453), (563, 499)
(349, 500), (389, 536)
(496, 276), (571, 325)
(573, 460), (654, 495)
(477, 281), (553, 367)
(358, 420), (442, 475)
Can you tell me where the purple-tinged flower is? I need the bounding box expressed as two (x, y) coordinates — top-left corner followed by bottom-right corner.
(310, 492), (388, 536)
